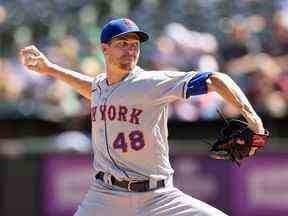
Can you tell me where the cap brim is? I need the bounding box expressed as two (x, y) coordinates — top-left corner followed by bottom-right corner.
(111, 30), (149, 43)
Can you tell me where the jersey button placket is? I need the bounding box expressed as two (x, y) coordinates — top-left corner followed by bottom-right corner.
(102, 84), (130, 178)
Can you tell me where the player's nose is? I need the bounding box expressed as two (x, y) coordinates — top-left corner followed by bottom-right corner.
(126, 48), (137, 56)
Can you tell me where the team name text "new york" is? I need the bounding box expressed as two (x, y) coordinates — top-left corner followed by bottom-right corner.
(91, 105), (143, 125)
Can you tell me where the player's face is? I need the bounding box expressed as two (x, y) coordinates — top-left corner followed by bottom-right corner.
(103, 33), (140, 71)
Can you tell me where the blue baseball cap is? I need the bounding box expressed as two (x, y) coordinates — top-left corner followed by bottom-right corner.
(100, 18), (149, 43)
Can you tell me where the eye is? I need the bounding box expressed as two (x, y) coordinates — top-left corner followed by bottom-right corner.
(117, 41), (128, 47)
(131, 42), (139, 49)
(114, 40), (139, 49)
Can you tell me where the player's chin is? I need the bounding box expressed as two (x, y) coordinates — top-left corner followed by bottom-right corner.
(120, 62), (136, 71)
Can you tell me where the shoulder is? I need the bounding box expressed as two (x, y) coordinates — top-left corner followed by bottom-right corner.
(91, 73), (106, 90)
(134, 67), (195, 81)
(93, 73), (106, 83)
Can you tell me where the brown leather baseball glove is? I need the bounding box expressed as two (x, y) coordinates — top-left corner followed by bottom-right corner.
(210, 119), (269, 166)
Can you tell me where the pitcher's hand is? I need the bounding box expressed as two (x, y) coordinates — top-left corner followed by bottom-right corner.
(19, 45), (52, 75)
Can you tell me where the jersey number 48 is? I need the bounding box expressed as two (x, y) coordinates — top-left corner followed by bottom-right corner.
(113, 130), (145, 153)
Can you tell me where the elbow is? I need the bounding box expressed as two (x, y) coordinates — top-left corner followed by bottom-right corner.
(210, 71), (230, 80)
(207, 72), (231, 92)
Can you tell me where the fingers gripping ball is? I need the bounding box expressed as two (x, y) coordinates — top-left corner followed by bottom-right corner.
(20, 45), (50, 74)
(210, 120), (269, 166)
(21, 46), (38, 65)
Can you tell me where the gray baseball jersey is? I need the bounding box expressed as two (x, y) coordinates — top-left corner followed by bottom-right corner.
(91, 66), (207, 182)
(75, 66), (228, 216)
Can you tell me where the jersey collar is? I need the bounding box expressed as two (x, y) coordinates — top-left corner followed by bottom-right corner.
(101, 65), (140, 89)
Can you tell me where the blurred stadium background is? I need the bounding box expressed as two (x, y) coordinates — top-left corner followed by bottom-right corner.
(0, 0), (287, 215)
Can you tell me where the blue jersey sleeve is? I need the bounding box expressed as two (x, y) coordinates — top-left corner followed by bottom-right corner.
(185, 71), (212, 98)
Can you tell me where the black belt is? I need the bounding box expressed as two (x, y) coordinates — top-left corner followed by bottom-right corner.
(95, 172), (165, 192)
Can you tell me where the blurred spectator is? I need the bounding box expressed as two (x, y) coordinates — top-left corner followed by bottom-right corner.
(263, 11), (288, 108)
(217, 13), (287, 118)
(0, 58), (26, 102)
(219, 15), (265, 75)
(151, 22), (218, 71)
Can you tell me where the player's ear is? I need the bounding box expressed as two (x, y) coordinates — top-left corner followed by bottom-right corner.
(101, 43), (109, 55)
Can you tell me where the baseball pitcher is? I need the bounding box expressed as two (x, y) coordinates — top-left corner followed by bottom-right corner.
(20, 18), (268, 216)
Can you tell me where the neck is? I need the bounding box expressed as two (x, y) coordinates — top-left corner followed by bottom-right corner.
(106, 65), (132, 85)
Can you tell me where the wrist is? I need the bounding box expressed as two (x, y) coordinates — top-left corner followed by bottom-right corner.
(46, 62), (59, 77)
(247, 115), (264, 134)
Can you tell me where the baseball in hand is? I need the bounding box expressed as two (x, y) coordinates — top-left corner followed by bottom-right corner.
(25, 51), (38, 66)
(20, 45), (42, 67)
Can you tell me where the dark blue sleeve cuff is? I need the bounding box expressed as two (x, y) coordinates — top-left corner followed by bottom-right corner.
(185, 71), (213, 98)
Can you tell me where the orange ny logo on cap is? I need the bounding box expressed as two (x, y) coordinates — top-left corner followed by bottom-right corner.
(123, 18), (136, 28)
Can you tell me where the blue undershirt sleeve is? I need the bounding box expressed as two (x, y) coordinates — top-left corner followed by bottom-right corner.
(185, 71), (213, 98)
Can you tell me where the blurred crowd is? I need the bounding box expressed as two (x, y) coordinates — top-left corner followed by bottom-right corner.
(152, 13), (288, 121)
(0, 0), (287, 122)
